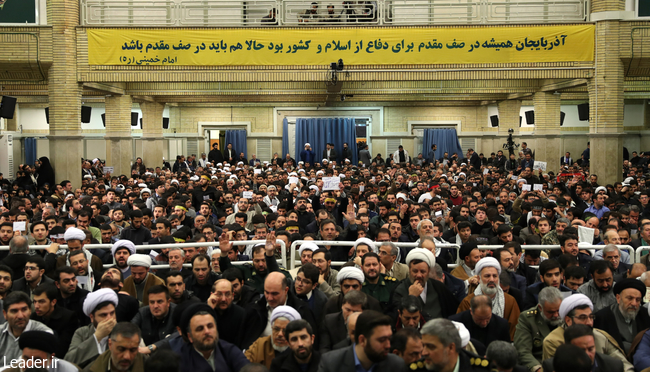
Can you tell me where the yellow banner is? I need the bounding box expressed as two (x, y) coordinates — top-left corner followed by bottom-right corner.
(87, 25), (594, 66)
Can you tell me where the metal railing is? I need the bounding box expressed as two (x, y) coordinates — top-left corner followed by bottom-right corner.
(23, 239), (287, 269)
(478, 244), (637, 264)
(79, 0), (589, 26)
(288, 240), (460, 270)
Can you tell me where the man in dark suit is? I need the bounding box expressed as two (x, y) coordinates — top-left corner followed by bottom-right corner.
(1, 234), (30, 280)
(223, 143), (237, 163)
(322, 143), (338, 162)
(468, 148), (481, 171)
(11, 255), (55, 297)
(271, 319), (321, 372)
(541, 325), (624, 372)
(593, 278), (650, 354)
(240, 272), (317, 349)
(317, 310), (407, 372)
(449, 295), (511, 348)
(319, 290), (366, 353)
(560, 152), (573, 167)
(30, 284), (77, 357)
(291, 263), (328, 324)
(208, 142), (224, 164)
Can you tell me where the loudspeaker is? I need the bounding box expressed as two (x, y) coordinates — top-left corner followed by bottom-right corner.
(490, 115), (499, 128)
(0, 96), (17, 119)
(45, 107), (49, 124)
(356, 125), (367, 137)
(519, 116), (522, 127)
(81, 106), (92, 123)
(525, 110), (535, 125)
(163, 117), (169, 129)
(577, 103), (589, 121)
(101, 113), (106, 127)
(131, 112), (138, 126)
(560, 111), (566, 126)
(139, 118), (143, 129)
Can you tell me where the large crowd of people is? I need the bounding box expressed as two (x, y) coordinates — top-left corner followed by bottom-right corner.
(0, 140), (649, 372)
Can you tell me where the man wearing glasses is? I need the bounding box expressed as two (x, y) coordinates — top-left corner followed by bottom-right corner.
(541, 293), (633, 372)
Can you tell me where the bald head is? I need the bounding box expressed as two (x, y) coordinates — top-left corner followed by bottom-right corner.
(264, 272), (288, 309)
(346, 311), (361, 341)
(629, 263), (646, 279)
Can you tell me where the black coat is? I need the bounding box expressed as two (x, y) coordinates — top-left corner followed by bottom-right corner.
(1, 253), (29, 280)
(234, 284), (260, 309)
(541, 353), (623, 372)
(57, 287), (90, 326)
(116, 291), (140, 322)
(179, 338), (249, 372)
(11, 275), (55, 295)
(271, 349), (320, 372)
(317, 345), (406, 372)
(30, 305), (77, 356)
(593, 304), (650, 352)
(319, 311), (347, 353)
(292, 287), (329, 324)
(448, 310), (511, 348)
(240, 290), (318, 350)
(208, 148), (224, 164)
(131, 303), (177, 345)
(217, 304), (246, 347)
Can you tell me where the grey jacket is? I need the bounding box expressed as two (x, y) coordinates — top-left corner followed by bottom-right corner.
(578, 280), (617, 313)
(318, 269), (340, 299)
(131, 303), (176, 345)
(0, 320), (53, 365)
(65, 323), (103, 367)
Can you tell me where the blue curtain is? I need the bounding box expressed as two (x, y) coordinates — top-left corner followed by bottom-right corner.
(282, 118), (290, 159)
(295, 118), (357, 165)
(24, 138), (37, 166)
(422, 128), (464, 161)
(225, 130), (248, 159)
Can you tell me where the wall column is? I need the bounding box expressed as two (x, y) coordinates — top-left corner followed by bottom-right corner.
(104, 95), (134, 177)
(498, 100), (522, 135)
(532, 91), (562, 174)
(588, 0), (625, 185)
(140, 101), (164, 170)
(47, 0), (83, 187)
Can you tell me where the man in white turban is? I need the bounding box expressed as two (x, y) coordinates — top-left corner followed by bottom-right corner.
(57, 227), (103, 278)
(111, 240), (135, 279)
(392, 248), (460, 319)
(64, 288), (119, 365)
(289, 242), (319, 279)
(541, 294), (634, 371)
(245, 305), (302, 368)
(337, 267), (365, 295)
(458, 256), (520, 340)
(122, 254), (165, 306)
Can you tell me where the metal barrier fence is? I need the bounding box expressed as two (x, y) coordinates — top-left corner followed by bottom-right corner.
(288, 240), (460, 269)
(21, 240), (287, 269)
(80, 0), (588, 26)
(478, 244), (637, 264)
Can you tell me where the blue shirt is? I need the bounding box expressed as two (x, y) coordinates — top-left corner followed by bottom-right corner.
(584, 204), (610, 219)
(353, 344), (376, 372)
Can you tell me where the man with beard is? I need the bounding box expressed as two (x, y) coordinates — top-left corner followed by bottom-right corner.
(165, 271), (199, 305)
(119, 210), (152, 245)
(493, 249), (526, 304)
(318, 310), (405, 372)
(457, 257), (520, 340)
(323, 267), (383, 316)
(122, 254), (165, 306)
(524, 260), (574, 310)
(184, 254), (220, 302)
(131, 285), (176, 349)
(98, 267), (140, 322)
(207, 279), (244, 346)
(312, 248), (340, 299)
(593, 278), (650, 353)
(0, 291), (53, 362)
(450, 242), (481, 288)
(111, 240), (135, 279)
(30, 284), (77, 357)
(64, 288), (119, 366)
(393, 249), (459, 320)
(240, 272), (317, 350)
(449, 295), (511, 348)
(361, 252), (398, 313)
(11, 255), (55, 298)
(179, 303), (250, 372)
(221, 268), (259, 308)
(514, 286), (564, 372)
(391, 328), (423, 368)
(542, 294), (633, 371)
(192, 175), (217, 210)
(0, 265), (12, 322)
(55, 266), (90, 326)
(219, 232), (290, 293)
(246, 306), (301, 368)
(82, 322), (145, 372)
(70, 249), (100, 292)
(56, 227), (104, 277)
(270, 319), (320, 372)
(418, 318), (491, 372)
(578, 260), (616, 312)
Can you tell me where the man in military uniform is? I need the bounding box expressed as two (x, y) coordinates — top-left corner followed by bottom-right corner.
(360, 252), (398, 312)
(514, 286), (563, 372)
(218, 231), (291, 293)
(420, 318), (493, 371)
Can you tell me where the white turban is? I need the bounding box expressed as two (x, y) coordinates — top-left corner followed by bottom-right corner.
(271, 306), (302, 323)
(127, 254), (152, 268)
(559, 294), (593, 320)
(309, 185), (319, 191)
(353, 238), (377, 254)
(140, 188), (151, 196)
(64, 227), (86, 242)
(396, 193), (407, 200)
(595, 186), (607, 194)
(112, 240), (136, 256)
(190, 176), (199, 182)
(83, 288), (119, 317)
(337, 267), (364, 284)
(138, 183), (147, 188)
(298, 242), (319, 257)
(405, 248), (436, 268)
(450, 321), (470, 348)
(475, 257), (501, 275)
